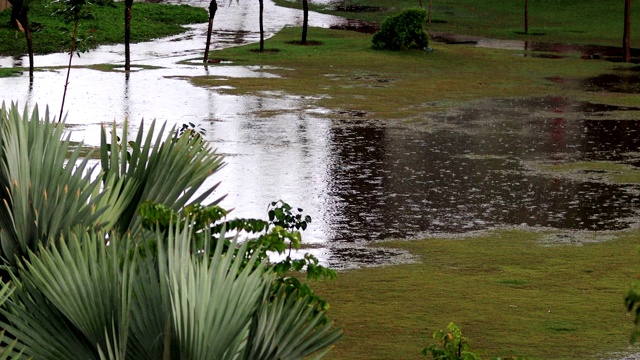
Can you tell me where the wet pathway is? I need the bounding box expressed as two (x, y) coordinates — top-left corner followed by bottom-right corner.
(1, 2), (640, 268)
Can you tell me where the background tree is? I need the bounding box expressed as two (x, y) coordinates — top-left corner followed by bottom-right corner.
(258, 0), (264, 52)
(8, 0), (34, 79)
(55, 0), (88, 120)
(428, 0), (432, 23)
(301, 0), (308, 44)
(203, 0), (217, 62)
(524, 0), (529, 34)
(124, 0), (132, 70)
(624, 0), (631, 62)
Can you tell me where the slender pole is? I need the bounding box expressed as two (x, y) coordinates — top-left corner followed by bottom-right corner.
(623, 0), (631, 62)
(125, 0), (132, 71)
(18, 10), (33, 80)
(301, 0), (308, 44)
(60, 19), (79, 121)
(259, 0), (264, 52)
(524, 0), (529, 34)
(204, 0), (218, 62)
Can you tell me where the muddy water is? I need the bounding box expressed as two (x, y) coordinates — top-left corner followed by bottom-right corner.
(2, 3), (640, 268)
(430, 32), (639, 60)
(204, 95), (640, 268)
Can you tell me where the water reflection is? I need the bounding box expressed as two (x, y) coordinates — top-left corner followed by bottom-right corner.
(205, 96), (640, 268)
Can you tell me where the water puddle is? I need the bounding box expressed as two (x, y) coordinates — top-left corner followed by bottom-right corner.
(430, 31), (639, 61)
(200, 96), (640, 268)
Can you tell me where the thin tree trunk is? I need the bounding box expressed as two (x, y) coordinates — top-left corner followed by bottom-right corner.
(428, 0), (432, 24)
(419, 0), (423, 8)
(301, 0), (308, 44)
(60, 19), (79, 121)
(125, 0), (133, 71)
(524, 0), (529, 34)
(24, 18), (33, 80)
(8, 0), (19, 28)
(624, 0), (631, 62)
(204, 0), (218, 62)
(259, 0), (264, 52)
(16, 6), (33, 80)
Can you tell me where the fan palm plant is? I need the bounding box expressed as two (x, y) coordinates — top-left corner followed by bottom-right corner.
(0, 221), (341, 359)
(0, 102), (224, 269)
(0, 103), (341, 359)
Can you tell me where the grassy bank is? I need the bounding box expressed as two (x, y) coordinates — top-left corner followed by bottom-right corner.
(274, 0), (636, 47)
(0, 0), (207, 56)
(198, 26), (640, 121)
(313, 229), (640, 359)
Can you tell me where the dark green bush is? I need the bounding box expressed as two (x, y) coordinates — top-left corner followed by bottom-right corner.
(372, 8), (429, 50)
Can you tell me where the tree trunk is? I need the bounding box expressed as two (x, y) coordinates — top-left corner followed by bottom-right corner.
(204, 0), (218, 62)
(428, 0), (432, 24)
(524, 0), (529, 34)
(624, 0), (631, 62)
(125, 0), (133, 71)
(60, 19), (79, 121)
(12, 1), (32, 79)
(301, 0), (308, 44)
(19, 12), (33, 80)
(419, 0), (423, 8)
(259, 0), (264, 52)
(8, 0), (19, 28)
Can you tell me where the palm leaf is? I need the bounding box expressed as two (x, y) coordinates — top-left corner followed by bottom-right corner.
(0, 102), (108, 267)
(164, 222), (270, 360)
(100, 120), (225, 237)
(244, 286), (342, 360)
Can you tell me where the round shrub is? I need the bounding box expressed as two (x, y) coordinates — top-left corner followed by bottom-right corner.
(372, 8), (429, 50)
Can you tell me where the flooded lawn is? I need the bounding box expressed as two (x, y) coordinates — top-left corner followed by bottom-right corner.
(1, 1), (640, 268)
(204, 95), (640, 268)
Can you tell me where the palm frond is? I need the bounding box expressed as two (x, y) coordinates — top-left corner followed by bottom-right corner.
(0, 102), (107, 266)
(244, 286), (343, 360)
(165, 223), (269, 360)
(100, 120), (225, 237)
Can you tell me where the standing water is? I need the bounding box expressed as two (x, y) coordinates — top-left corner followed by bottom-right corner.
(1, 2), (640, 268)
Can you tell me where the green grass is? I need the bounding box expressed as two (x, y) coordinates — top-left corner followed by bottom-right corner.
(274, 0), (636, 47)
(0, 0), (207, 56)
(312, 230), (640, 359)
(200, 27), (640, 121)
(533, 161), (640, 184)
(0, 67), (21, 77)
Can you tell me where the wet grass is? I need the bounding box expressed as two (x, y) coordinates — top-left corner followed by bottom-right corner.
(313, 229), (640, 359)
(534, 161), (640, 185)
(0, 0), (207, 56)
(0, 67), (21, 77)
(87, 63), (163, 72)
(273, 0), (635, 47)
(197, 27), (640, 121)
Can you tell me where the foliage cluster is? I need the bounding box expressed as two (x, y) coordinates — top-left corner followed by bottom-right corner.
(423, 323), (480, 360)
(0, 102), (341, 359)
(423, 323), (524, 360)
(0, 0), (207, 56)
(372, 8), (429, 50)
